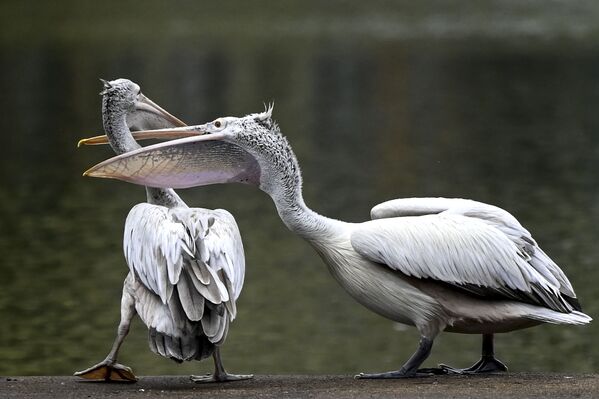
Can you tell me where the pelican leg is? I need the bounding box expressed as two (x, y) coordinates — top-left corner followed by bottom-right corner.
(190, 347), (253, 383)
(355, 337), (436, 379)
(74, 289), (138, 382)
(439, 334), (508, 374)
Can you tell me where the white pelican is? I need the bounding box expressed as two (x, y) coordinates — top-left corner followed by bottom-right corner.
(81, 107), (591, 378)
(74, 79), (251, 383)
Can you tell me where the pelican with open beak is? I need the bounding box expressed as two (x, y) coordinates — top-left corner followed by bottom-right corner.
(76, 79), (251, 384)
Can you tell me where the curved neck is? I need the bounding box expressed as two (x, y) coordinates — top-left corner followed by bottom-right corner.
(103, 107), (186, 208)
(103, 111), (141, 155)
(266, 157), (346, 243)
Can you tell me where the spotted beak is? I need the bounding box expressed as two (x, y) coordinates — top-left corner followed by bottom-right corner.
(83, 126), (261, 189)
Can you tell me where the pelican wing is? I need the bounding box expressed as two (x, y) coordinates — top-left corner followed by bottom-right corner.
(170, 207), (246, 312)
(351, 213), (577, 312)
(124, 204), (245, 326)
(370, 197), (576, 299)
(372, 198), (533, 247)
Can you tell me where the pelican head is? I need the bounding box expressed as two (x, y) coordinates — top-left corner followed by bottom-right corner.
(83, 106), (301, 201)
(100, 78), (186, 129)
(78, 78), (189, 149)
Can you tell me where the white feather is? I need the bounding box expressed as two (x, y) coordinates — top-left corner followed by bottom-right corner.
(122, 203), (245, 361)
(366, 198), (576, 310)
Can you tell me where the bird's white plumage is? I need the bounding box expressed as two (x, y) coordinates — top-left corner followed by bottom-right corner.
(371, 198), (576, 296)
(123, 203), (245, 348)
(372, 197), (536, 253)
(75, 79), (252, 382)
(356, 197), (577, 312)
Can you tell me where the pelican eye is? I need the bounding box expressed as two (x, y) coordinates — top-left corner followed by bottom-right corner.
(214, 120), (222, 128)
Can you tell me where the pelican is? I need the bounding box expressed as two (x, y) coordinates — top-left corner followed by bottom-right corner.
(81, 107), (591, 378)
(74, 79), (251, 383)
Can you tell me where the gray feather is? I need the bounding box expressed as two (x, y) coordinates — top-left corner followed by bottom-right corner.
(176, 271), (205, 321)
(190, 259), (212, 285)
(148, 328), (159, 355)
(154, 332), (167, 357)
(155, 254), (172, 304)
(218, 269), (237, 319)
(212, 316), (229, 345)
(201, 307), (224, 339)
(180, 333), (196, 360)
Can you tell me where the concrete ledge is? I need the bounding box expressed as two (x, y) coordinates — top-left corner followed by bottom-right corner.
(1, 374), (598, 398)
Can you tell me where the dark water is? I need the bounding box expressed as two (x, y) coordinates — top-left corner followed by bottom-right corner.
(1, 1), (599, 376)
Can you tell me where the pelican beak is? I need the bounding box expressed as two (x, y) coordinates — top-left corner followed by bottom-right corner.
(83, 124), (212, 178)
(83, 128), (261, 189)
(77, 129), (201, 147)
(135, 93), (186, 128)
(77, 94), (190, 147)
(78, 135), (107, 147)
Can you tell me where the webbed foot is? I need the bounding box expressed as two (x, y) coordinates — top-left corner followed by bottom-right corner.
(74, 361), (137, 382)
(191, 372), (253, 383)
(355, 369), (434, 379)
(439, 356), (508, 374)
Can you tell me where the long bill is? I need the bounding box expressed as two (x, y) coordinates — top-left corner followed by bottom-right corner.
(78, 94), (190, 146)
(77, 129), (200, 147)
(83, 127), (261, 189)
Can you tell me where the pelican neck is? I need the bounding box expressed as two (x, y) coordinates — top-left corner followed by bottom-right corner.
(277, 197), (348, 243)
(103, 112), (141, 154)
(268, 165), (348, 242)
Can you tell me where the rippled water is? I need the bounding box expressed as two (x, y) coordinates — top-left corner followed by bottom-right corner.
(1, 1), (599, 376)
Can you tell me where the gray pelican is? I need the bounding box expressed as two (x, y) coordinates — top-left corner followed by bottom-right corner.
(81, 107), (591, 378)
(74, 79), (251, 383)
